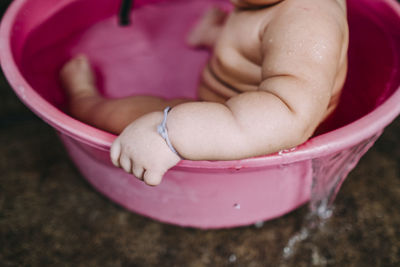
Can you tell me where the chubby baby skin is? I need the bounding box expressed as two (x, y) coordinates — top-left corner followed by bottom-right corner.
(60, 0), (348, 186)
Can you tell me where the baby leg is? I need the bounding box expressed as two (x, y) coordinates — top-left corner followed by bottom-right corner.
(60, 55), (191, 134)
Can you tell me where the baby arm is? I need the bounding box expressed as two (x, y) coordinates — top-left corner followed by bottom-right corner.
(111, 95), (304, 186)
(168, 1), (347, 160)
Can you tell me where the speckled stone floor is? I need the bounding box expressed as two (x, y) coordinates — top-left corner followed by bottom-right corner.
(1, 1), (399, 266)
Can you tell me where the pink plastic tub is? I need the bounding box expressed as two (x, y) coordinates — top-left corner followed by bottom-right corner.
(1, 0), (399, 228)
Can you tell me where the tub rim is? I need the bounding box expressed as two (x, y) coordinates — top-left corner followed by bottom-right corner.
(1, 0), (399, 170)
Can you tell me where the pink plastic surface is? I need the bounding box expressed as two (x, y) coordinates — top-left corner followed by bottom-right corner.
(1, 0), (399, 228)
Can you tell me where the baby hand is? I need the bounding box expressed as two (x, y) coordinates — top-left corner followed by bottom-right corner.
(110, 112), (181, 186)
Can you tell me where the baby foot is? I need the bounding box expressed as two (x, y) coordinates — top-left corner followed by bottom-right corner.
(187, 7), (228, 48)
(60, 54), (98, 99)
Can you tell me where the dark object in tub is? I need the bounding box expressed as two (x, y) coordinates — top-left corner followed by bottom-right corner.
(119, 0), (133, 26)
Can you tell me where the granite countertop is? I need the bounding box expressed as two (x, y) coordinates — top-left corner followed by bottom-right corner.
(0, 1), (399, 266)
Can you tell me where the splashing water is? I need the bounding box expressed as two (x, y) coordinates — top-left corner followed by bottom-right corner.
(280, 133), (381, 266)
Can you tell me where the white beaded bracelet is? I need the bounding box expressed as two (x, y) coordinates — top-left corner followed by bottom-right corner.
(157, 107), (180, 157)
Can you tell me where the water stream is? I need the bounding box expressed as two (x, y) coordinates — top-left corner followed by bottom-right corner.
(280, 133), (381, 266)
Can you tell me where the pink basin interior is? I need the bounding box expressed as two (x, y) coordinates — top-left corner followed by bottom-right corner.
(1, 0), (400, 228)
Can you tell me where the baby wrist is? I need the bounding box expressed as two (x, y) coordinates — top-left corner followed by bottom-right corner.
(157, 107), (182, 158)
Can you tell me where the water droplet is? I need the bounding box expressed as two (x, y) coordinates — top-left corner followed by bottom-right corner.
(278, 147), (296, 156)
(228, 254), (237, 263)
(254, 221), (264, 228)
(283, 246), (292, 258)
(233, 203), (241, 210)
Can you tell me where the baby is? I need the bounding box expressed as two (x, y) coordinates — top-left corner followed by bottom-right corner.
(60, 0), (349, 186)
